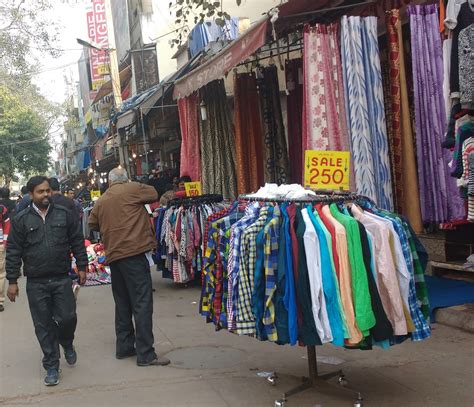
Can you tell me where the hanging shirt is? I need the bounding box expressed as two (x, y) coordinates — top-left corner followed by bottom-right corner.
(321, 205), (363, 344)
(329, 204), (376, 337)
(308, 207), (346, 346)
(351, 205), (408, 336)
(315, 203), (341, 280)
(301, 208), (333, 344)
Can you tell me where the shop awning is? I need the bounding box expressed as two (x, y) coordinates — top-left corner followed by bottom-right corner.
(93, 65), (132, 103)
(173, 16), (270, 99)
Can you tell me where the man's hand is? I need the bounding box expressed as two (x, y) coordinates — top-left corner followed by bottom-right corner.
(7, 284), (19, 302)
(78, 270), (87, 286)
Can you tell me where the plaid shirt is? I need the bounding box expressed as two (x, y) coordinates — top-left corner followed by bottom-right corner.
(263, 205), (281, 342)
(227, 203), (261, 331)
(376, 210), (431, 341)
(236, 207), (270, 335)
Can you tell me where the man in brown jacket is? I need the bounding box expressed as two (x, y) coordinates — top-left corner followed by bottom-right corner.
(88, 167), (170, 366)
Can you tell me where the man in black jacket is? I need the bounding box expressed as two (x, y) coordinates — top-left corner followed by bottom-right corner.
(6, 176), (88, 387)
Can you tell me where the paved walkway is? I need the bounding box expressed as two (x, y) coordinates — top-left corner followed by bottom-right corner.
(0, 271), (473, 406)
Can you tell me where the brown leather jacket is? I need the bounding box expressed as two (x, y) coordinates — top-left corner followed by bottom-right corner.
(88, 181), (158, 263)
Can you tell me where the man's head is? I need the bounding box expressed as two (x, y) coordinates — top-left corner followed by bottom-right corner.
(21, 186), (28, 196)
(26, 176), (51, 209)
(108, 167), (129, 185)
(178, 175), (191, 191)
(0, 187), (10, 199)
(65, 189), (75, 199)
(49, 177), (61, 194)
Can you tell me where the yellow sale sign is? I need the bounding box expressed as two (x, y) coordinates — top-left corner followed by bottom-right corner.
(90, 190), (102, 200)
(304, 150), (350, 191)
(184, 181), (202, 197)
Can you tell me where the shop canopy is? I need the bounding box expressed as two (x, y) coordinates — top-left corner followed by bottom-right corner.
(93, 65), (132, 104)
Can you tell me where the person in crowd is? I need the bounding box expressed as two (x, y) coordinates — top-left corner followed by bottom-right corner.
(0, 203), (11, 312)
(5, 176), (87, 386)
(0, 187), (17, 216)
(66, 189), (83, 219)
(159, 184), (177, 207)
(16, 186), (31, 212)
(88, 168), (170, 367)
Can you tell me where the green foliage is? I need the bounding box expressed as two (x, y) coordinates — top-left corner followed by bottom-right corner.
(169, 0), (238, 47)
(0, 85), (52, 184)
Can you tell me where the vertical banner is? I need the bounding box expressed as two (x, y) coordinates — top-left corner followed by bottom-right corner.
(304, 150), (350, 191)
(86, 0), (110, 95)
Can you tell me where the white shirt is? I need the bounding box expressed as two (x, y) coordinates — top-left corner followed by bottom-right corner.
(301, 208), (333, 344)
(32, 203), (50, 223)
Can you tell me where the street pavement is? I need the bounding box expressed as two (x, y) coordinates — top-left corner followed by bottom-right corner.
(0, 270), (473, 407)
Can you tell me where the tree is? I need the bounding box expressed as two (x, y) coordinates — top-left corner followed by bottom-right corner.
(0, 0), (59, 75)
(169, 0), (240, 47)
(0, 85), (52, 185)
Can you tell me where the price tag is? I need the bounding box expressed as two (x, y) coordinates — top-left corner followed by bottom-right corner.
(90, 190), (102, 200)
(304, 150), (350, 191)
(184, 181), (202, 197)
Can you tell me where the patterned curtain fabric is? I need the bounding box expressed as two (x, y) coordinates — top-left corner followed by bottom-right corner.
(302, 23), (350, 153)
(258, 65), (290, 184)
(408, 5), (465, 222)
(385, 9), (423, 233)
(199, 80), (237, 199)
(341, 16), (394, 211)
(285, 58), (304, 184)
(178, 93), (201, 181)
(233, 73), (264, 195)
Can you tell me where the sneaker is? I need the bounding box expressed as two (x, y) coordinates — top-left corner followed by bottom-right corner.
(137, 356), (170, 367)
(0, 304), (4, 312)
(116, 349), (137, 360)
(44, 368), (60, 386)
(64, 346), (77, 365)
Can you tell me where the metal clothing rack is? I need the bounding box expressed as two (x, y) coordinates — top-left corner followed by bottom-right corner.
(238, 192), (368, 406)
(167, 193), (224, 208)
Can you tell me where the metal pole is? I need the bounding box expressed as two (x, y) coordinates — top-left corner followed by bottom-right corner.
(140, 109), (149, 174)
(307, 346), (318, 381)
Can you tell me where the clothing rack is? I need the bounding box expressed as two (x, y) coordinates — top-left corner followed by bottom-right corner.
(167, 194), (224, 208)
(238, 193), (366, 406)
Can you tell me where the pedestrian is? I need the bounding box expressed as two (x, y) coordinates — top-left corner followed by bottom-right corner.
(0, 187), (17, 216)
(0, 203), (10, 312)
(65, 189), (83, 219)
(88, 167), (170, 367)
(16, 186), (31, 212)
(6, 176), (88, 386)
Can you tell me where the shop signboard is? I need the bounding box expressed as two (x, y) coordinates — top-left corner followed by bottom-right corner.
(91, 190), (102, 200)
(304, 150), (350, 191)
(184, 182), (202, 197)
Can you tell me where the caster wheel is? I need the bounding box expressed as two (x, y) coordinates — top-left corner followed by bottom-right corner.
(338, 374), (348, 386)
(267, 374), (278, 386)
(274, 398), (287, 407)
(353, 393), (364, 407)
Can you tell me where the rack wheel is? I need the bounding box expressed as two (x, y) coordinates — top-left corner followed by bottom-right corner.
(267, 374), (278, 386)
(338, 374), (348, 386)
(274, 398), (287, 407)
(353, 393), (363, 407)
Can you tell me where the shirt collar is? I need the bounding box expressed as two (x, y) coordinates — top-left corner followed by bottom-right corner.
(32, 202), (50, 221)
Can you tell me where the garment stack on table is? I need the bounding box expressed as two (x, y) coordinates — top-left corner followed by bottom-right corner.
(200, 192), (431, 350)
(154, 195), (230, 284)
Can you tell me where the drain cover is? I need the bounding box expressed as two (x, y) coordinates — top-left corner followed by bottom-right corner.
(165, 346), (246, 369)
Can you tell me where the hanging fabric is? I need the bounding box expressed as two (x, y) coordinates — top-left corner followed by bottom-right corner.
(408, 4), (465, 223)
(285, 58), (304, 184)
(178, 93), (201, 181)
(341, 16), (394, 211)
(199, 80), (237, 199)
(302, 23), (350, 153)
(233, 73), (264, 195)
(258, 65), (290, 185)
(384, 9), (424, 233)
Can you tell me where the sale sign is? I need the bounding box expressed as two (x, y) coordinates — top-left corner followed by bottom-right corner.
(184, 182), (202, 197)
(304, 150), (350, 191)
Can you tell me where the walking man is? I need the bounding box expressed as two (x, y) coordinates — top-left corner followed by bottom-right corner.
(6, 176), (88, 386)
(88, 167), (170, 367)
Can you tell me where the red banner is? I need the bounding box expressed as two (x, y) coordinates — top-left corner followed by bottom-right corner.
(87, 0), (109, 92)
(173, 18), (269, 99)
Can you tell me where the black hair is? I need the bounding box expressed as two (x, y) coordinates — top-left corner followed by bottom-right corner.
(21, 186), (28, 195)
(179, 175), (192, 183)
(49, 177), (60, 191)
(26, 176), (49, 193)
(0, 187), (10, 199)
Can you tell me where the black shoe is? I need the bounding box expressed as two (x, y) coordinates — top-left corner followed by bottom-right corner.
(137, 356), (170, 366)
(116, 349), (137, 360)
(64, 346), (77, 365)
(0, 304), (4, 312)
(44, 368), (60, 386)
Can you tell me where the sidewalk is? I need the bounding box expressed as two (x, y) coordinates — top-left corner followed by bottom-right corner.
(0, 271), (473, 407)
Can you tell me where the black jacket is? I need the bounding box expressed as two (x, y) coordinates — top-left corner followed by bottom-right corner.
(6, 203), (88, 283)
